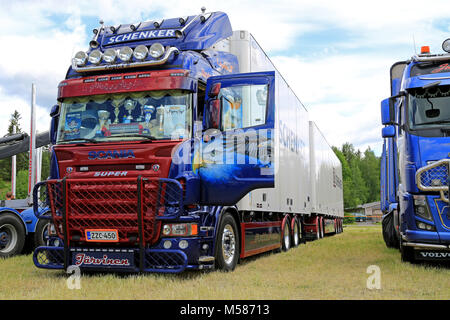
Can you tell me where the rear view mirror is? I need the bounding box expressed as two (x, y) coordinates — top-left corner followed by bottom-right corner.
(382, 125), (395, 138)
(207, 99), (221, 129)
(381, 98), (395, 125)
(208, 83), (221, 98)
(50, 104), (60, 117)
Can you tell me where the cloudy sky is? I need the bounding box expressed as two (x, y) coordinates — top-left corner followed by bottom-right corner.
(0, 0), (449, 155)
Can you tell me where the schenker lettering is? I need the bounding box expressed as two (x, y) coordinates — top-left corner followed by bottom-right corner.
(107, 29), (176, 45)
(74, 253), (130, 266)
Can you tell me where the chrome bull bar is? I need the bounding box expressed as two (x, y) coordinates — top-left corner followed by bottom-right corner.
(416, 159), (450, 203)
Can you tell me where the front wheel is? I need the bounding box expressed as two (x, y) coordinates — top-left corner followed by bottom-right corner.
(0, 213), (26, 258)
(33, 219), (50, 248)
(215, 213), (240, 271)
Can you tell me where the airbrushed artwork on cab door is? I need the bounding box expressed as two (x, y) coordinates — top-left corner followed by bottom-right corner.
(193, 83), (274, 205)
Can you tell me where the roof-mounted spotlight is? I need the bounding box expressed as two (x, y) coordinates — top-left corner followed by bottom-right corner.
(88, 49), (103, 65)
(103, 48), (117, 63)
(149, 43), (165, 59)
(118, 46), (133, 62)
(110, 26), (116, 33)
(133, 45), (148, 60)
(442, 38), (450, 53)
(153, 20), (163, 28)
(73, 51), (88, 67)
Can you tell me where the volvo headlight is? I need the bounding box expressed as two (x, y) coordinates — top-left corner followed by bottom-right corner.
(413, 195), (433, 221)
(73, 51), (88, 66)
(149, 43), (165, 58)
(133, 45), (148, 60)
(103, 48), (117, 63)
(118, 46), (133, 62)
(88, 49), (102, 65)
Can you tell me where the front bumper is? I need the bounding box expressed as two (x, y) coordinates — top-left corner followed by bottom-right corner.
(33, 246), (214, 273)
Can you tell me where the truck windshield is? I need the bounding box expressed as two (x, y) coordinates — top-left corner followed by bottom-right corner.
(408, 85), (450, 129)
(56, 90), (192, 143)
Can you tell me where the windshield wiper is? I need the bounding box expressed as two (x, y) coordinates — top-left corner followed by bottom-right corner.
(118, 133), (158, 141)
(60, 138), (99, 144)
(416, 119), (450, 126)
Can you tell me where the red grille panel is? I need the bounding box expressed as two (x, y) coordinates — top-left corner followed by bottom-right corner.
(45, 177), (183, 246)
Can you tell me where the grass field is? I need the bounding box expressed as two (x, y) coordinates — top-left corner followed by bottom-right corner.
(0, 225), (449, 300)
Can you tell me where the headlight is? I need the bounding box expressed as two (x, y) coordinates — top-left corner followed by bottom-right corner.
(103, 48), (117, 63)
(73, 51), (88, 66)
(118, 46), (133, 62)
(162, 223), (198, 237)
(149, 43), (165, 58)
(416, 220), (436, 231)
(413, 195), (433, 221)
(133, 45), (148, 60)
(88, 49), (102, 64)
(442, 38), (450, 53)
(162, 225), (171, 236)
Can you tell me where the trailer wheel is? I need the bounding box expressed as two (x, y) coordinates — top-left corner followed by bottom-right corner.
(33, 219), (50, 248)
(291, 218), (301, 247)
(282, 218), (291, 251)
(0, 213), (26, 258)
(215, 213), (239, 271)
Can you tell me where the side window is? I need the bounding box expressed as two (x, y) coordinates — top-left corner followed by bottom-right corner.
(219, 84), (268, 130)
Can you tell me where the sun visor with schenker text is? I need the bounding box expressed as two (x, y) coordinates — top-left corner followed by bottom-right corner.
(99, 11), (232, 51)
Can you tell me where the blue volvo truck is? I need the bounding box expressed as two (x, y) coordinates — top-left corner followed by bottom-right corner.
(381, 38), (450, 262)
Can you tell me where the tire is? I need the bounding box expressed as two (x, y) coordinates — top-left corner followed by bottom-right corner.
(34, 219), (50, 249)
(281, 217), (291, 251)
(382, 211), (399, 249)
(0, 213), (26, 258)
(215, 213), (239, 271)
(291, 217), (301, 248)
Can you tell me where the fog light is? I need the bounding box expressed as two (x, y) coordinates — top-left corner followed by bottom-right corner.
(163, 240), (172, 249)
(417, 222), (426, 230)
(202, 243), (209, 250)
(179, 240), (188, 249)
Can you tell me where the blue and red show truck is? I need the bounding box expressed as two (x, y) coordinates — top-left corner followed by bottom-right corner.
(381, 39), (450, 262)
(33, 10), (343, 273)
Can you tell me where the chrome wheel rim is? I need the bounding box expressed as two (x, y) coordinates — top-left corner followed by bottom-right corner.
(283, 224), (290, 249)
(0, 224), (17, 253)
(222, 224), (236, 265)
(293, 222), (299, 246)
